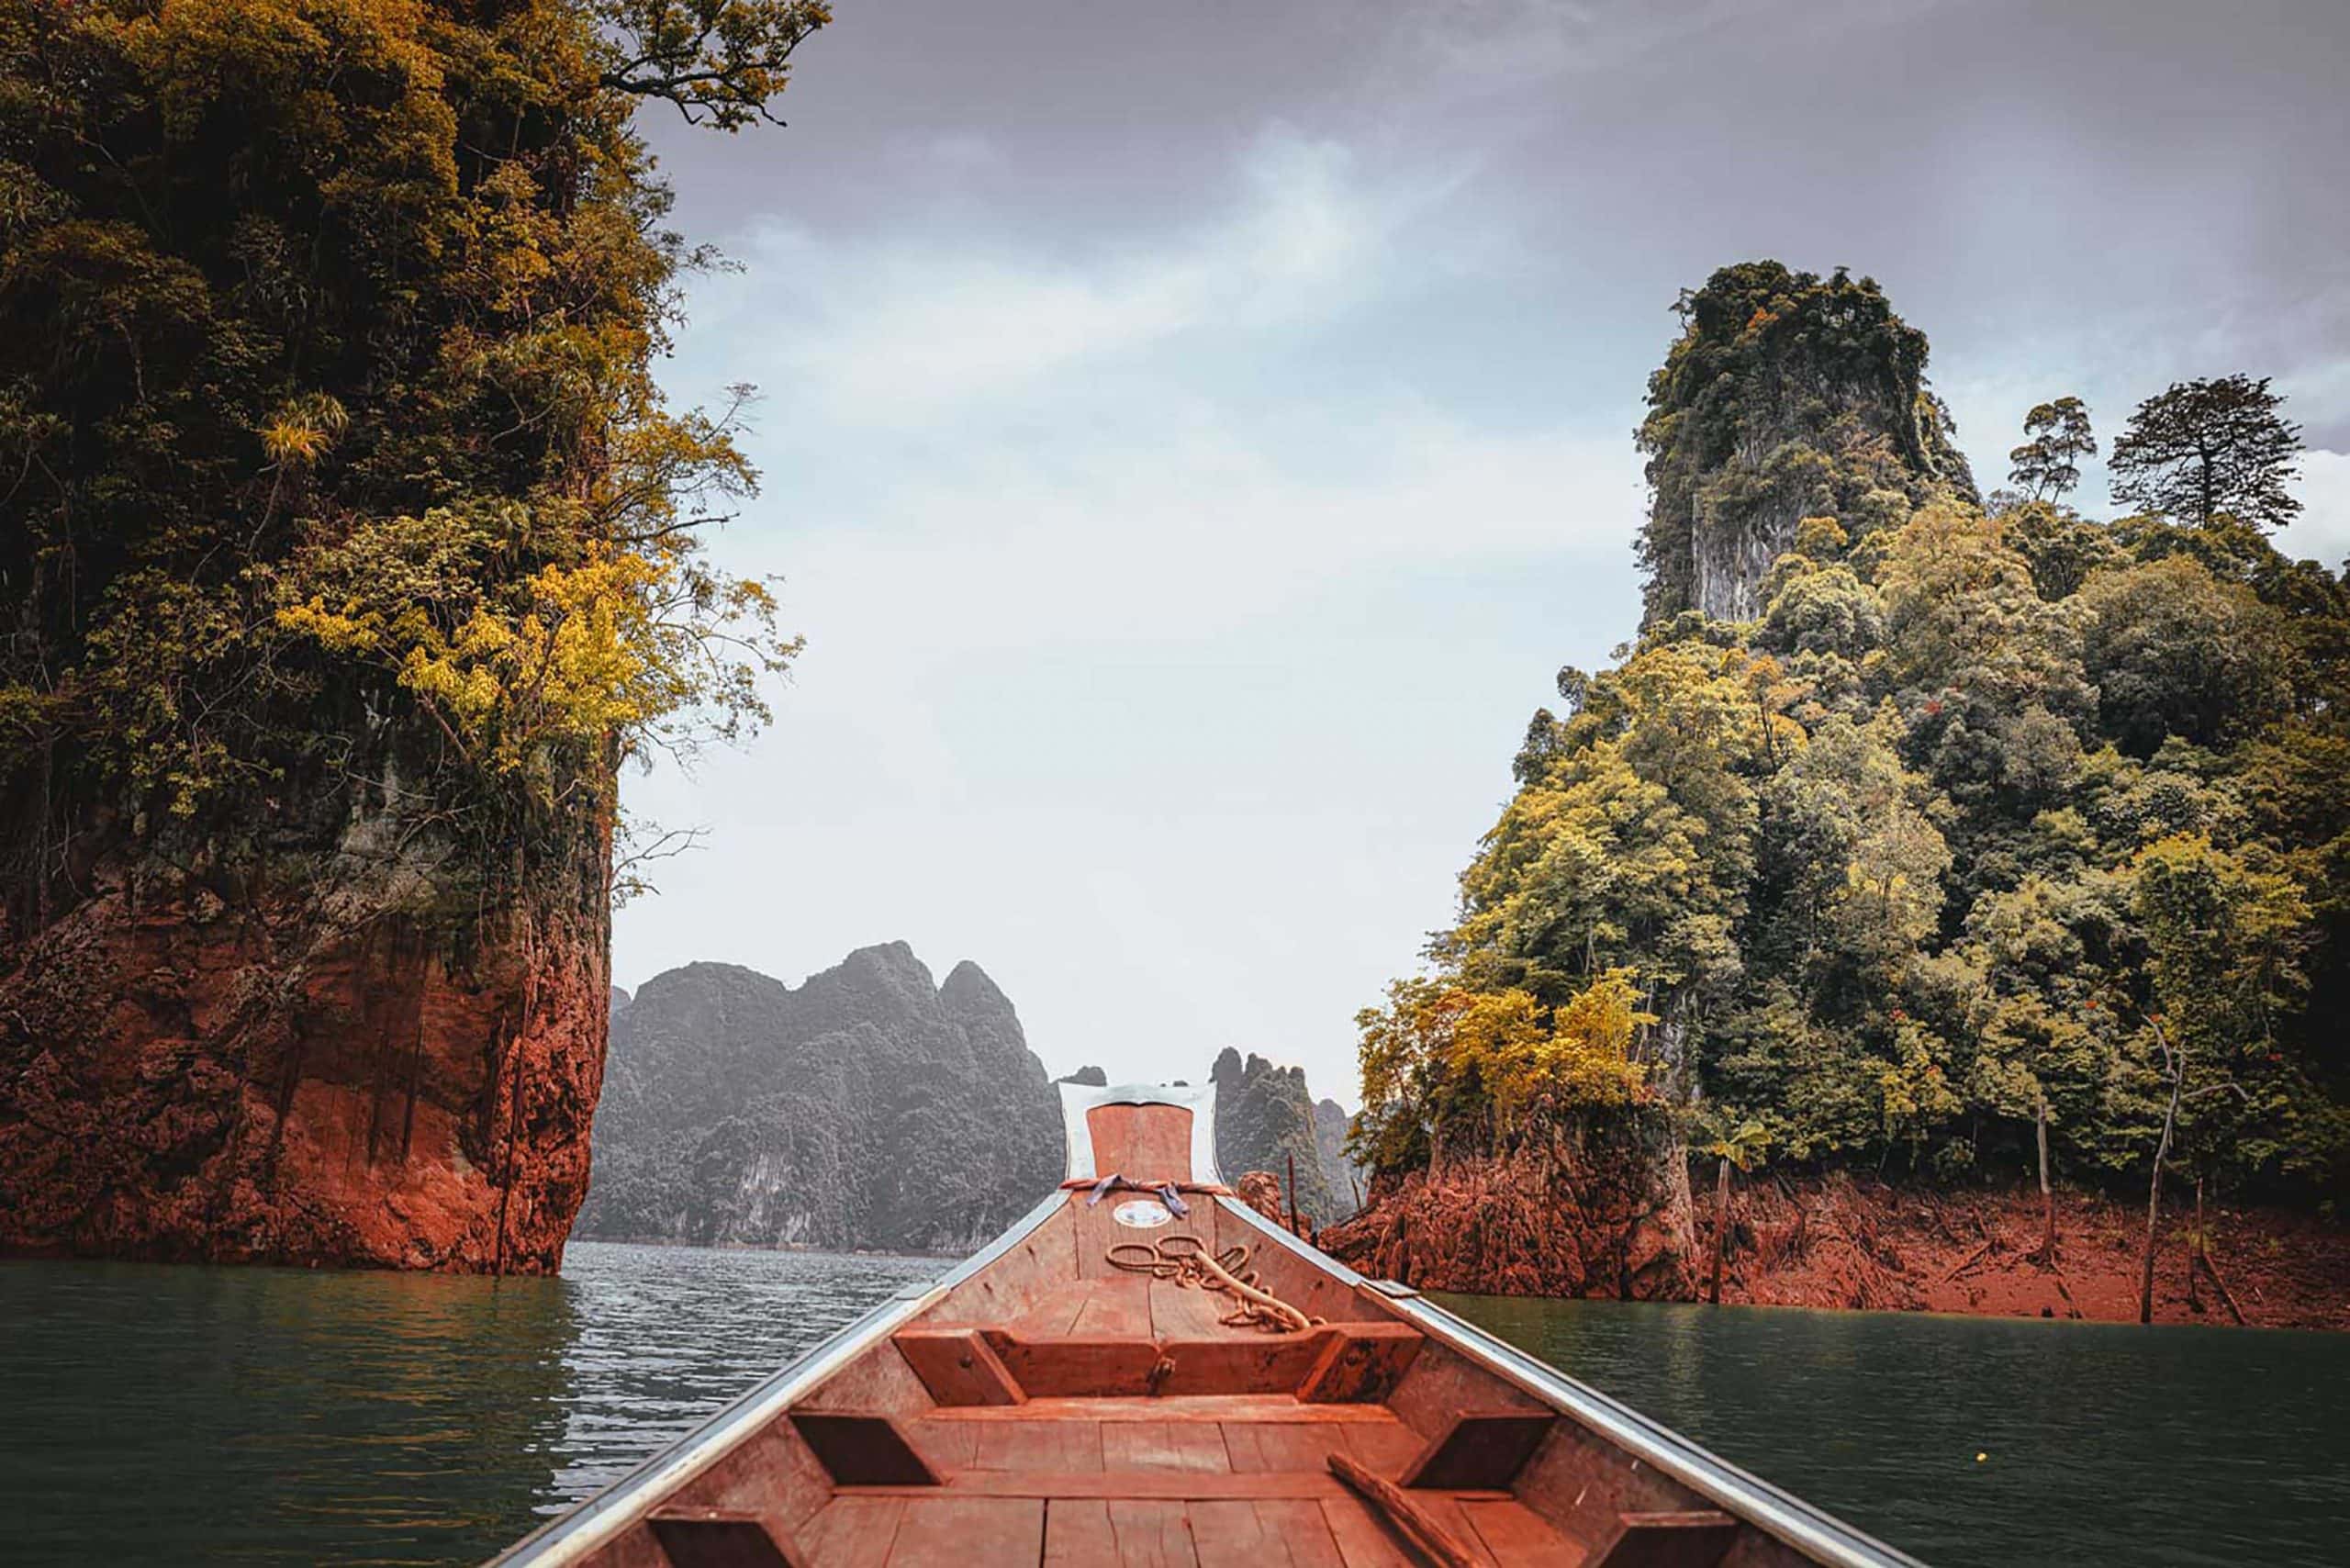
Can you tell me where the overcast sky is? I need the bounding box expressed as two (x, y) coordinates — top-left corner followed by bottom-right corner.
(612, 0), (2350, 1104)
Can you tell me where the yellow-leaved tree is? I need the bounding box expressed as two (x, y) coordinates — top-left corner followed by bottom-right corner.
(1353, 970), (1651, 1173)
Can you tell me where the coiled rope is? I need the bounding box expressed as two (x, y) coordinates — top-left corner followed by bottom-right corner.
(1104, 1234), (1324, 1335)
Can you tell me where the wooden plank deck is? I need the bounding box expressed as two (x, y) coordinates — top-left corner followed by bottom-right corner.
(817, 1390), (1572, 1567)
(530, 1064), (1800, 1568)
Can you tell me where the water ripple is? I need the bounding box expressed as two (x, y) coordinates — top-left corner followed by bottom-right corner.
(0, 1242), (943, 1566)
(1436, 1294), (2350, 1568)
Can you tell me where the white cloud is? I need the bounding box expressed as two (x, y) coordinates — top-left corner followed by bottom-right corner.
(760, 410), (1639, 656)
(687, 129), (1461, 425)
(2289, 449), (2350, 568)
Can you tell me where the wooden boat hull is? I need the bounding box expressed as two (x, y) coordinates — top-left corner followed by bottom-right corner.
(491, 1083), (1926, 1567)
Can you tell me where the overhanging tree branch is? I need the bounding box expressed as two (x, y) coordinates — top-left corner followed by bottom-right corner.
(596, 0), (831, 130)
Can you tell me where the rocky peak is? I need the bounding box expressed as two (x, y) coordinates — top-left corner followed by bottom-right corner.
(1314, 1098), (1364, 1220)
(576, 946), (1061, 1253)
(800, 942), (943, 1026)
(1212, 1049), (1337, 1225)
(938, 957), (1006, 1002)
(1637, 261), (1975, 627)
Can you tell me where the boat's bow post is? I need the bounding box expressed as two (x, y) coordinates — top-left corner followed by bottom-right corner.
(1056, 1079), (1220, 1185)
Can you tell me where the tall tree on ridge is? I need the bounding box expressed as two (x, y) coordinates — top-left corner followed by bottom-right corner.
(2109, 375), (2302, 532)
(2008, 397), (2097, 500)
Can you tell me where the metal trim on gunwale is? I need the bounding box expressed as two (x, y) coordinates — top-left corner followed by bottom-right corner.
(485, 1188), (1067, 1568)
(1216, 1195), (1931, 1568)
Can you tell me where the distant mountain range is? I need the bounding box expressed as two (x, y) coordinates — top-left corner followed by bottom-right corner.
(577, 944), (1357, 1252)
(577, 944), (1060, 1253)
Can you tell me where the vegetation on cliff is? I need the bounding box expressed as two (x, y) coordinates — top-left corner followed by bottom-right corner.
(0, 0), (814, 905)
(1354, 260), (2349, 1222)
(0, 0), (822, 1268)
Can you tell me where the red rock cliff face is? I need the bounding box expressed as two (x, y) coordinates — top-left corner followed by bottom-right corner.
(0, 811), (610, 1273)
(1323, 1116), (1696, 1299)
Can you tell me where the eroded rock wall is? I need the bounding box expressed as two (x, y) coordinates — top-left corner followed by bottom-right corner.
(1313, 1097), (1363, 1221)
(1322, 1114), (1695, 1299)
(1695, 1171), (2350, 1328)
(0, 819), (610, 1273)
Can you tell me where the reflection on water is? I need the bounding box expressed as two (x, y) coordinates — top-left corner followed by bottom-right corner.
(0, 1242), (942, 1566)
(1434, 1293), (2350, 1568)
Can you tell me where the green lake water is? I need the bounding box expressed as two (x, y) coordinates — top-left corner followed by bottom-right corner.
(1435, 1293), (2350, 1568)
(0, 1242), (2343, 1565)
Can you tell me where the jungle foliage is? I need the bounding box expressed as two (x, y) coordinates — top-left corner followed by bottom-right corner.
(0, 0), (822, 922)
(1356, 263), (2350, 1201)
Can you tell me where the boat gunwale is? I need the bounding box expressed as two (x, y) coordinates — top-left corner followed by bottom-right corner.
(490, 1094), (1932, 1568)
(483, 1189), (1066, 1568)
(1215, 1195), (1932, 1568)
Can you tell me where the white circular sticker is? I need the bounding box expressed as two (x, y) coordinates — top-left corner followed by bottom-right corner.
(1113, 1199), (1174, 1229)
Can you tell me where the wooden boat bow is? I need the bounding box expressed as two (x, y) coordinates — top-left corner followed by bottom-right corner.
(489, 1081), (1929, 1568)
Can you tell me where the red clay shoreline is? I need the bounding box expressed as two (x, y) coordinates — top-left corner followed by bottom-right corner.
(1324, 1161), (2350, 1332)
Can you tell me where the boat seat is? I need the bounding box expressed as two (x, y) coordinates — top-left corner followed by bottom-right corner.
(1400, 1409), (1558, 1489)
(894, 1323), (1422, 1405)
(891, 1327), (1026, 1407)
(1590, 1509), (1740, 1568)
(788, 1411), (942, 1487)
(645, 1508), (810, 1568)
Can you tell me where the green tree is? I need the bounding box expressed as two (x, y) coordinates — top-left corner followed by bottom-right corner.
(2130, 834), (2342, 1182)
(597, 0), (828, 128)
(1351, 973), (1651, 1173)
(2078, 557), (2290, 756)
(1759, 709), (1948, 996)
(1876, 504), (2087, 715)
(2109, 375), (2303, 532)
(2008, 396), (2097, 500)
(2001, 501), (2121, 601)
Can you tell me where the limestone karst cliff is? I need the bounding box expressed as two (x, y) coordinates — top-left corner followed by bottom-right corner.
(0, 787), (613, 1273)
(576, 945), (1063, 1253)
(1636, 261), (1975, 625)
(581, 1008), (1358, 1252)
(1314, 1098), (1364, 1221)
(1211, 1047), (1337, 1226)
(1343, 257), (2350, 1313)
(0, 0), (812, 1272)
